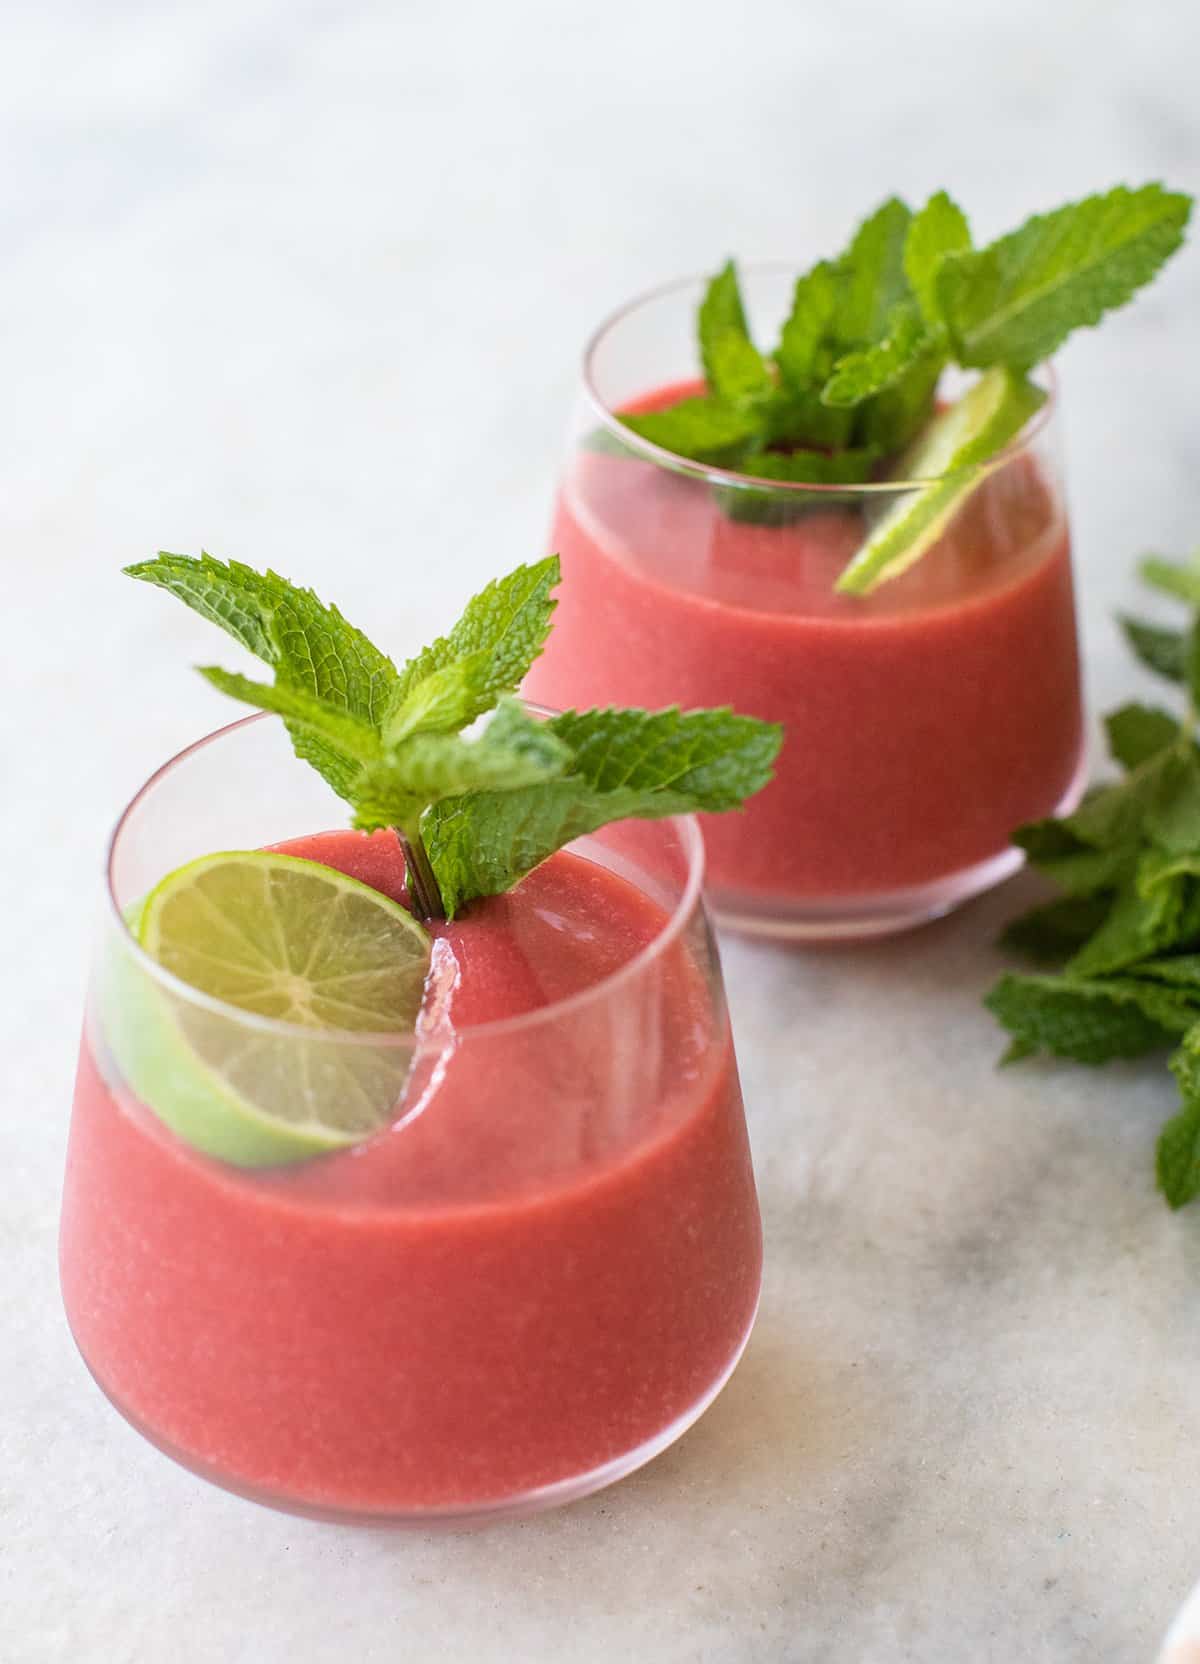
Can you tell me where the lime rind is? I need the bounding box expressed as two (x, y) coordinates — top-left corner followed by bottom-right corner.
(98, 852), (432, 1168)
(834, 367), (1048, 596)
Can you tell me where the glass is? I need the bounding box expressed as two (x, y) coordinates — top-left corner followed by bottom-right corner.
(524, 263), (1087, 940)
(60, 712), (762, 1524)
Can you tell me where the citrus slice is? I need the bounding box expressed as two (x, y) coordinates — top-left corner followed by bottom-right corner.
(834, 366), (1047, 596)
(99, 852), (431, 1167)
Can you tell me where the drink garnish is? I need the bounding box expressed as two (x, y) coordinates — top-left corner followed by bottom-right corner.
(613, 184), (1191, 591)
(125, 552), (782, 923)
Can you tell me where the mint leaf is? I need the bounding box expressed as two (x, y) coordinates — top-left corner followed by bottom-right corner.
(424, 706), (783, 918)
(390, 700), (570, 799)
(384, 557), (559, 744)
(1118, 615), (1186, 682)
(821, 303), (930, 407)
(720, 446), (879, 486)
(698, 262), (774, 406)
(776, 260), (840, 392)
(985, 972), (1189, 1064)
(1130, 956), (1200, 989)
(711, 447), (880, 527)
(136, 556), (780, 920)
(853, 351), (944, 453)
(618, 397), (762, 465)
(353, 699), (571, 835)
(1105, 703), (1182, 770)
(990, 545), (1200, 1212)
(1139, 553), (1200, 606)
(1014, 816), (1134, 897)
(936, 183), (1191, 369)
(760, 385), (855, 452)
(835, 196), (913, 347)
(550, 705), (781, 808)
(904, 190), (972, 325)
(198, 667), (382, 800)
(999, 894), (1112, 964)
(707, 333), (775, 406)
(126, 552), (396, 721)
(1158, 1042), (1200, 1208)
(699, 261), (749, 379)
(1065, 852), (1188, 979)
(1142, 747), (1200, 855)
(126, 552), (398, 802)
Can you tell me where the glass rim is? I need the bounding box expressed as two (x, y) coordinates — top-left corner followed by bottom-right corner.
(103, 708), (709, 1047)
(580, 258), (1058, 494)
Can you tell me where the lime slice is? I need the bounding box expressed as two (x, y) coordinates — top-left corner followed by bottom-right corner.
(834, 367), (1047, 596)
(98, 852), (431, 1167)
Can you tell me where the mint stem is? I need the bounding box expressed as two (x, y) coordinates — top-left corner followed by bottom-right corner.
(396, 827), (445, 922)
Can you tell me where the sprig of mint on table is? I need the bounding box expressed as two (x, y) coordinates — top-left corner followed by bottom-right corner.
(615, 184), (1190, 590)
(986, 553), (1200, 1209)
(125, 552), (782, 921)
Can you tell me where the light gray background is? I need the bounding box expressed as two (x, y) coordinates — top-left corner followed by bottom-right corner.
(5, 2), (1200, 1659)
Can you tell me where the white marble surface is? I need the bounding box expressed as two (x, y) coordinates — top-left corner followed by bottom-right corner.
(5, 3), (1200, 1659)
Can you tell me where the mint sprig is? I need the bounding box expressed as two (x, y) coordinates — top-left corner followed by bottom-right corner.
(126, 553), (782, 921)
(986, 550), (1200, 1208)
(612, 183), (1190, 573)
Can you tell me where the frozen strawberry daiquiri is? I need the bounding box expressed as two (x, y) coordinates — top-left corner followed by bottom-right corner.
(527, 185), (1191, 937)
(60, 557), (778, 1521)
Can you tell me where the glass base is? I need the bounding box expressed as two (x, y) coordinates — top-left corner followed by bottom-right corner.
(710, 750), (1089, 944)
(71, 1300), (758, 1528)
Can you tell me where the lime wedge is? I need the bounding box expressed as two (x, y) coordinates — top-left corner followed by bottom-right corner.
(834, 367), (1047, 596)
(98, 852), (431, 1167)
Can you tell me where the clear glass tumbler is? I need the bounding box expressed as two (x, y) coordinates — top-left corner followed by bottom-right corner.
(524, 263), (1087, 940)
(60, 712), (762, 1524)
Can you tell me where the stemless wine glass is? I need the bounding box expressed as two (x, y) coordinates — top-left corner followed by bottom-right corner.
(524, 263), (1087, 940)
(60, 711), (762, 1524)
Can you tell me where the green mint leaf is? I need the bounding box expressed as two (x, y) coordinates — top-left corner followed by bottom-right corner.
(852, 351), (943, 453)
(1158, 1042), (1200, 1208)
(998, 894), (1113, 964)
(712, 442), (878, 525)
(698, 263), (774, 407)
(618, 396), (763, 466)
(125, 552), (396, 721)
(134, 556), (780, 919)
(936, 183), (1192, 369)
(1065, 850), (1188, 979)
(776, 260), (840, 392)
(384, 557), (560, 744)
(549, 705), (782, 809)
(725, 446), (879, 486)
(711, 447), (880, 527)
(424, 706), (783, 918)
(198, 667), (382, 802)
(904, 190), (972, 325)
(352, 698), (572, 836)
(706, 331), (775, 406)
(1139, 553), (1200, 605)
(1014, 815), (1134, 897)
(985, 971), (1189, 1065)
(1105, 703), (1182, 770)
(760, 386), (855, 451)
(821, 303), (931, 407)
(1130, 956), (1200, 989)
(1118, 615), (1186, 682)
(835, 196), (914, 347)
(127, 552), (398, 803)
(1141, 745), (1200, 855)
(125, 551), (277, 662)
(698, 261), (749, 378)
(389, 700), (571, 797)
